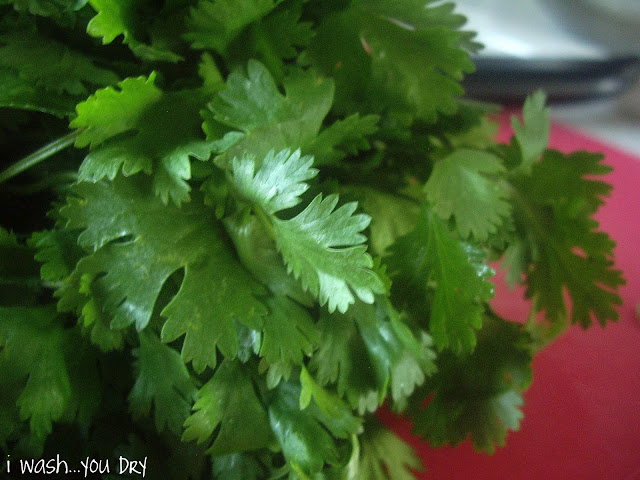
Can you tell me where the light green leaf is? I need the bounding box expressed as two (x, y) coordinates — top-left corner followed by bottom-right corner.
(425, 148), (511, 240)
(72, 74), (216, 205)
(511, 90), (550, 172)
(207, 60), (334, 163)
(358, 419), (422, 480)
(226, 148), (384, 313)
(273, 194), (384, 313)
(86, 0), (185, 62)
(229, 148), (317, 214)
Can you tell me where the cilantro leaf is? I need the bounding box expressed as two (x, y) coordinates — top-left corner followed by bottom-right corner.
(299, 366), (363, 439)
(505, 149), (624, 327)
(273, 194), (384, 313)
(208, 60), (334, 164)
(207, 61), (379, 168)
(408, 315), (532, 454)
(71, 74), (216, 205)
(223, 214), (313, 305)
(211, 453), (265, 480)
(309, 300), (435, 413)
(425, 148), (512, 240)
(0, 31), (118, 96)
(2, 0), (88, 22)
(306, 113), (380, 166)
(268, 380), (344, 474)
(228, 148), (317, 214)
(358, 419), (422, 480)
(227, 148), (384, 313)
(349, 300), (436, 409)
(259, 296), (320, 378)
(386, 203), (495, 353)
(0, 306), (70, 442)
(0, 227), (43, 306)
(346, 186), (421, 256)
(511, 90), (550, 172)
(185, 0), (281, 53)
(129, 330), (197, 435)
(0, 26), (118, 117)
(86, 0), (186, 62)
(307, 309), (380, 414)
(59, 175), (267, 372)
(0, 68), (77, 116)
(182, 360), (274, 455)
(29, 229), (84, 284)
(306, 0), (476, 121)
(226, 3), (314, 81)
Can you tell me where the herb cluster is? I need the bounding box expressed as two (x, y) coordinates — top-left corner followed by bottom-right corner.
(0, 1), (624, 479)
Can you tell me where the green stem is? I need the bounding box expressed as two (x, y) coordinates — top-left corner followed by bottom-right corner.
(0, 131), (79, 185)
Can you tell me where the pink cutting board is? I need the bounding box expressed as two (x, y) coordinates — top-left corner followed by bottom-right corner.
(381, 118), (640, 480)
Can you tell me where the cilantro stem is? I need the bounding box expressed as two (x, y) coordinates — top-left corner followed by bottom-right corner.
(253, 205), (277, 241)
(0, 131), (79, 185)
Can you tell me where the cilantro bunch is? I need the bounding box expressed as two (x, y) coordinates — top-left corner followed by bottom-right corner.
(0, 1), (624, 479)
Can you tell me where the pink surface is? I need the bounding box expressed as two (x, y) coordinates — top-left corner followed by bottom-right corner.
(381, 118), (640, 480)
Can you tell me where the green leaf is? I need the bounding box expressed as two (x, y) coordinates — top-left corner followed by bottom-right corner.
(307, 309), (380, 414)
(425, 148), (511, 240)
(408, 315), (532, 454)
(358, 419), (421, 480)
(346, 186), (420, 256)
(228, 3), (314, 80)
(306, 0), (476, 121)
(0, 68), (77, 116)
(0, 31), (118, 96)
(86, 0), (185, 62)
(2, 0), (88, 22)
(505, 149), (624, 327)
(349, 300), (436, 409)
(0, 227), (43, 306)
(209, 60), (334, 164)
(29, 229), (84, 283)
(268, 380), (342, 474)
(59, 176), (267, 372)
(227, 148), (384, 313)
(223, 214), (313, 305)
(306, 113), (379, 167)
(185, 0), (282, 52)
(273, 194), (384, 313)
(309, 300), (435, 413)
(386, 203), (494, 353)
(511, 90), (550, 172)
(228, 148), (317, 214)
(260, 296), (320, 373)
(71, 74), (216, 205)
(182, 360), (274, 455)
(211, 453), (265, 480)
(0, 305), (71, 441)
(129, 330), (197, 434)
(299, 367), (363, 439)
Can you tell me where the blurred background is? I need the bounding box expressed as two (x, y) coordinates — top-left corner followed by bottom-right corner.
(455, 0), (640, 156)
